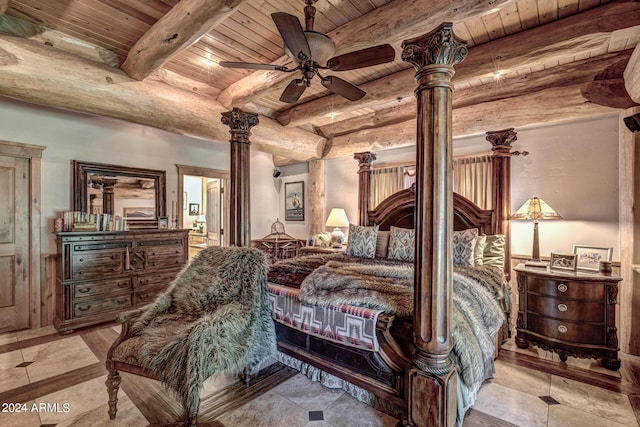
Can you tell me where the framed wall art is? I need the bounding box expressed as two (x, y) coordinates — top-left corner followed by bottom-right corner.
(285, 181), (304, 221)
(549, 252), (577, 271)
(572, 245), (613, 271)
(188, 203), (200, 216)
(158, 216), (169, 229)
(123, 207), (155, 218)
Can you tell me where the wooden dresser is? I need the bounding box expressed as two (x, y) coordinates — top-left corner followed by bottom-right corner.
(514, 263), (622, 370)
(54, 229), (189, 333)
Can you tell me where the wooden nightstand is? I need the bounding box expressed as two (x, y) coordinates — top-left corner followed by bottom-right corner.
(514, 263), (622, 370)
(298, 246), (345, 256)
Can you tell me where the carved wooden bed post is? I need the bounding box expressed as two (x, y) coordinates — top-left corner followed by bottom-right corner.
(402, 23), (468, 427)
(354, 151), (377, 225)
(486, 128), (515, 279)
(221, 107), (259, 247)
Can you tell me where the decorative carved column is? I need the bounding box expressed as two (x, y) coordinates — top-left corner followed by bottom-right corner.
(354, 152), (376, 225)
(486, 128), (515, 279)
(101, 178), (118, 216)
(308, 159), (326, 235)
(221, 107), (258, 247)
(402, 23), (467, 427)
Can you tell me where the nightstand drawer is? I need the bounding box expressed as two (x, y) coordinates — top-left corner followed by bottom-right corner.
(527, 294), (604, 322)
(527, 314), (604, 345)
(526, 277), (604, 300)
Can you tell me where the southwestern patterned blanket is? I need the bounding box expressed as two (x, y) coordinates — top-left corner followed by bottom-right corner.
(268, 254), (506, 388)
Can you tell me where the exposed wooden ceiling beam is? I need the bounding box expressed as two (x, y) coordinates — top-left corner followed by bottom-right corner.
(121, 0), (246, 81)
(278, 0), (640, 129)
(626, 44), (640, 103)
(216, 0), (516, 109)
(318, 50), (633, 139)
(0, 0), (8, 15)
(0, 35), (325, 161)
(322, 54), (624, 159)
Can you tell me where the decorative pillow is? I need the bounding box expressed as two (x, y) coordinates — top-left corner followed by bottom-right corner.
(375, 230), (390, 258)
(346, 224), (379, 258)
(453, 228), (479, 266)
(474, 234), (487, 266)
(387, 226), (415, 262)
(483, 234), (506, 270)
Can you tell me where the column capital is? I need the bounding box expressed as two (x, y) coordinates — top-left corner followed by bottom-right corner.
(486, 128), (517, 157)
(354, 151), (377, 171)
(401, 22), (468, 71)
(221, 108), (259, 144)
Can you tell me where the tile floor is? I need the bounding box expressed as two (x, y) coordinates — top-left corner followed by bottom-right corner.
(0, 324), (638, 426)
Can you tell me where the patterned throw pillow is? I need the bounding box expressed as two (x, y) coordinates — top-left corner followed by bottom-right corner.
(474, 234), (487, 266)
(346, 224), (379, 258)
(375, 230), (390, 258)
(387, 226), (415, 262)
(483, 234), (506, 270)
(453, 228), (479, 266)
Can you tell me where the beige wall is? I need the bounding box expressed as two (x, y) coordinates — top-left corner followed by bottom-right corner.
(0, 97), (280, 253)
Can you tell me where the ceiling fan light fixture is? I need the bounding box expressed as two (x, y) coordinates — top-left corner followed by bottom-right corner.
(285, 31), (335, 64)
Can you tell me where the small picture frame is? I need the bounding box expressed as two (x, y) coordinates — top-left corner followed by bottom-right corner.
(572, 245), (613, 271)
(549, 252), (577, 271)
(306, 235), (316, 247)
(188, 203), (200, 216)
(284, 181), (304, 221)
(158, 216), (169, 229)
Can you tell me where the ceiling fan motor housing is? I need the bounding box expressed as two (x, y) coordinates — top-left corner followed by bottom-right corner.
(284, 30), (335, 65)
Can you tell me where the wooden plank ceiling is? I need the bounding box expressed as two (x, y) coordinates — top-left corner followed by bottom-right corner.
(0, 0), (638, 163)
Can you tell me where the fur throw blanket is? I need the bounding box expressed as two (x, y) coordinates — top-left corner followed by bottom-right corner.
(298, 261), (504, 388)
(126, 246), (275, 419)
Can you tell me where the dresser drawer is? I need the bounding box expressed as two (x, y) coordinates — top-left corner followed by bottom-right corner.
(72, 278), (132, 298)
(135, 270), (179, 289)
(72, 295), (133, 319)
(526, 277), (604, 300)
(527, 314), (604, 345)
(71, 252), (124, 279)
(527, 294), (604, 322)
(134, 286), (165, 306)
(146, 245), (185, 268)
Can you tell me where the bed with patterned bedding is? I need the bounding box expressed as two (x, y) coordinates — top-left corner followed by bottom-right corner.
(267, 237), (510, 424)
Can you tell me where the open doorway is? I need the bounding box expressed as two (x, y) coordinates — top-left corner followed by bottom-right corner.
(176, 165), (229, 259)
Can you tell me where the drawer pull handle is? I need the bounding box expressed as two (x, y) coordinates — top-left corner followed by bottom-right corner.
(558, 304), (568, 312)
(117, 298), (129, 304)
(79, 258), (84, 262)
(78, 305), (91, 312)
(111, 255), (117, 259)
(117, 282), (128, 288)
(557, 283), (568, 292)
(151, 252), (156, 255)
(111, 268), (117, 272)
(558, 325), (568, 333)
(77, 287), (91, 294)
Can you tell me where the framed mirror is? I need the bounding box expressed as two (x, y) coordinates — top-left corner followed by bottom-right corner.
(72, 161), (166, 228)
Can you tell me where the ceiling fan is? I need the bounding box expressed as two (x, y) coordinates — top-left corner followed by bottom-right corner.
(219, 0), (395, 104)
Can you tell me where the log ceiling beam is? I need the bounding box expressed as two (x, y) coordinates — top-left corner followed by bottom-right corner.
(626, 44), (640, 103)
(323, 69), (620, 159)
(216, 0), (516, 109)
(0, 1), (8, 15)
(0, 35), (325, 162)
(121, 0), (246, 81)
(318, 50), (633, 140)
(278, 0), (640, 129)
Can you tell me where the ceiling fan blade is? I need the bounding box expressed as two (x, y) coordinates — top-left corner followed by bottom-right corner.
(326, 44), (396, 71)
(280, 79), (307, 103)
(219, 61), (285, 71)
(321, 76), (366, 101)
(272, 12), (311, 61)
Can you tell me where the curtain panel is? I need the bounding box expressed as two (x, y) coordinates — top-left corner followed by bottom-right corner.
(453, 155), (492, 210)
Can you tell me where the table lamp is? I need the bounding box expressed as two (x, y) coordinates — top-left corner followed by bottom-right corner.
(325, 208), (349, 248)
(196, 214), (206, 233)
(511, 197), (562, 267)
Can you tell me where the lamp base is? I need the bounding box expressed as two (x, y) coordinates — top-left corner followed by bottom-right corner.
(525, 260), (548, 268)
(330, 228), (345, 248)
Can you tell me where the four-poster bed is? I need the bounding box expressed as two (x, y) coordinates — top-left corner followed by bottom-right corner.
(221, 23), (515, 427)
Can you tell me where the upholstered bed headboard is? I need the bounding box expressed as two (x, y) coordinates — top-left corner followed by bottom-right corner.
(367, 188), (495, 234)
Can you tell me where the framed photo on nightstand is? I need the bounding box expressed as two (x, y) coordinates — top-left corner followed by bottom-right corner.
(549, 252), (577, 271)
(572, 245), (612, 271)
